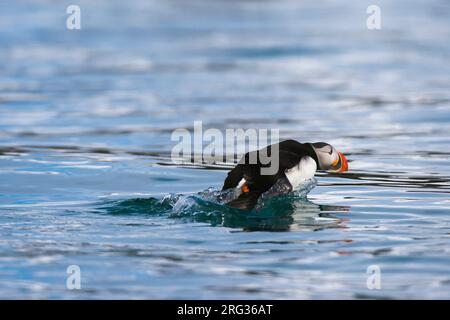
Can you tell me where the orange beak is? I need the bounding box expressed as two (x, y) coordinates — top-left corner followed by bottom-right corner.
(337, 152), (348, 172)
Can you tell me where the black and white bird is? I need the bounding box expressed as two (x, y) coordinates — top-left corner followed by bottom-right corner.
(222, 140), (348, 210)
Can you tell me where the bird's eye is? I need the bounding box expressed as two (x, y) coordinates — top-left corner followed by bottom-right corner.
(321, 146), (332, 155)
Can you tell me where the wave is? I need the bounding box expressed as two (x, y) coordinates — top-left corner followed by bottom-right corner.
(100, 178), (347, 231)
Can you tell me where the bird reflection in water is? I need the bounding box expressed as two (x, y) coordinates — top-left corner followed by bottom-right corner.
(208, 196), (350, 232)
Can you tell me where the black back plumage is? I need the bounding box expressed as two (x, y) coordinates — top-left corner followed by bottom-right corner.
(223, 140), (318, 210)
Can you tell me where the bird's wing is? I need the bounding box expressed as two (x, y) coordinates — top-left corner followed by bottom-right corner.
(226, 151), (305, 210)
(222, 149), (303, 190)
(222, 163), (244, 190)
(222, 140), (319, 210)
(222, 140), (317, 191)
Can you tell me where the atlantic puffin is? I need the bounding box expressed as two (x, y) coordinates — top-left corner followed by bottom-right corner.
(222, 139), (348, 210)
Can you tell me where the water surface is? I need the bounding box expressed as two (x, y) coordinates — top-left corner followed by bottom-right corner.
(1, 0), (450, 299)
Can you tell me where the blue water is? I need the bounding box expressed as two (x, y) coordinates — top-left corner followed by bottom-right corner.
(1, 0), (450, 299)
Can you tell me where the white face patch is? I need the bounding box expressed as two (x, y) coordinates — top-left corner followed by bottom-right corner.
(284, 156), (317, 190)
(313, 144), (339, 169)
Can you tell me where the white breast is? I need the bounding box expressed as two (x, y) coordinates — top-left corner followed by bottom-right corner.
(284, 156), (317, 190)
